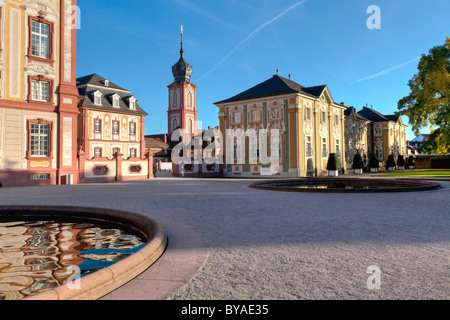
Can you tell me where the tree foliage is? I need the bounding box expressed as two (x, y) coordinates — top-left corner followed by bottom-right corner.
(397, 37), (450, 154)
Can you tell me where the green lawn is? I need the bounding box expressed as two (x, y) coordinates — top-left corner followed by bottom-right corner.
(378, 169), (450, 177)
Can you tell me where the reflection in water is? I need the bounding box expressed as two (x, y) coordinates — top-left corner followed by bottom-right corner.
(0, 220), (146, 300)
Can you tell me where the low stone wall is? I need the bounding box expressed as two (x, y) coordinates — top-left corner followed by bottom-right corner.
(414, 154), (450, 169)
(172, 162), (223, 178)
(79, 151), (154, 183)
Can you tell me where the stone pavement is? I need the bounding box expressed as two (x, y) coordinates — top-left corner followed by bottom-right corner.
(0, 177), (448, 300)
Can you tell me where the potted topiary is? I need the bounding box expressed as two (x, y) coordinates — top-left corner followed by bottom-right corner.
(352, 153), (364, 174)
(407, 156), (415, 169)
(326, 153), (340, 177)
(397, 155), (405, 170)
(386, 154), (396, 171)
(368, 154), (379, 173)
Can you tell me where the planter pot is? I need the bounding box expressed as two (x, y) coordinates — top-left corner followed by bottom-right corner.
(328, 170), (339, 177)
(398, 166), (404, 170)
(370, 168), (379, 173)
(353, 168), (363, 174)
(387, 167), (395, 171)
(409, 166), (415, 169)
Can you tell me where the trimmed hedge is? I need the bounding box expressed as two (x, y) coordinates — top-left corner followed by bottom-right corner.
(352, 153), (364, 169)
(326, 153), (341, 171)
(386, 155), (396, 168)
(368, 154), (379, 169)
(408, 156), (416, 167)
(397, 155), (405, 167)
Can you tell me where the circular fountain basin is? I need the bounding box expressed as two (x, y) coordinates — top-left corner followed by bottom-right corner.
(250, 178), (442, 193)
(0, 206), (167, 300)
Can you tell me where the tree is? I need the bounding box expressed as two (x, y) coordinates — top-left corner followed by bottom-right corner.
(397, 37), (450, 154)
(326, 153), (341, 171)
(352, 153), (364, 169)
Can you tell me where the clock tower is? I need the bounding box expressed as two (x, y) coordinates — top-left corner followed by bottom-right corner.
(168, 26), (198, 135)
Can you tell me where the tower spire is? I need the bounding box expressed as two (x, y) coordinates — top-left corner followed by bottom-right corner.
(172, 25), (192, 84)
(180, 25), (184, 57)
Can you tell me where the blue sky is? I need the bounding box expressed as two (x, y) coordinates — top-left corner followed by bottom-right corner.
(76, 0), (450, 140)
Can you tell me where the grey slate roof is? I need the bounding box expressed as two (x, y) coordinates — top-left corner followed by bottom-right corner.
(357, 107), (391, 122)
(77, 74), (148, 116)
(214, 75), (328, 104)
(345, 106), (369, 121)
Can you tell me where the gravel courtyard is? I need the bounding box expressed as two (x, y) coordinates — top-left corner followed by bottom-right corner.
(0, 177), (448, 300)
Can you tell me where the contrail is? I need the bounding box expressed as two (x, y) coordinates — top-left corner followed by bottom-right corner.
(199, 0), (307, 81)
(353, 56), (421, 84)
(173, 0), (238, 31)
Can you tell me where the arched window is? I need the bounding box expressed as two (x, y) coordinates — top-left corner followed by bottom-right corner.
(188, 92), (193, 108)
(188, 119), (193, 133)
(173, 119), (178, 131)
(173, 92), (177, 107)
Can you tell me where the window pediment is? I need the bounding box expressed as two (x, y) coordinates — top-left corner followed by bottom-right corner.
(93, 90), (102, 106)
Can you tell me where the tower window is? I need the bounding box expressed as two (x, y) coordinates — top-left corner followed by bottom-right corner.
(173, 92), (178, 107)
(188, 92), (193, 107)
(173, 119), (178, 131)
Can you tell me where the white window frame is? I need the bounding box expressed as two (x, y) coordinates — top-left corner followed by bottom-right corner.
(31, 20), (50, 59)
(113, 121), (120, 134)
(30, 123), (50, 157)
(321, 111), (326, 124)
(306, 136), (312, 157)
(305, 107), (311, 121)
(93, 91), (102, 106)
(129, 97), (136, 110)
(321, 138), (327, 157)
(94, 119), (102, 133)
(112, 94), (120, 108)
(129, 122), (136, 135)
(231, 112), (241, 124)
(31, 80), (50, 102)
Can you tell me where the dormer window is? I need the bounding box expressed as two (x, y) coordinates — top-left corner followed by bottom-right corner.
(112, 93), (120, 108)
(104, 80), (110, 86)
(93, 90), (102, 106)
(129, 96), (137, 110)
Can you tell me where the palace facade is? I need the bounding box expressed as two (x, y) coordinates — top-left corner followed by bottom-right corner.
(215, 75), (408, 177)
(0, 0), (79, 187)
(77, 74), (152, 183)
(214, 74), (348, 177)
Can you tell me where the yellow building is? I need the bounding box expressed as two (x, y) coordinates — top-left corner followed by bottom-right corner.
(357, 106), (408, 164)
(214, 74), (348, 177)
(344, 106), (371, 167)
(0, 0), (79, 187)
